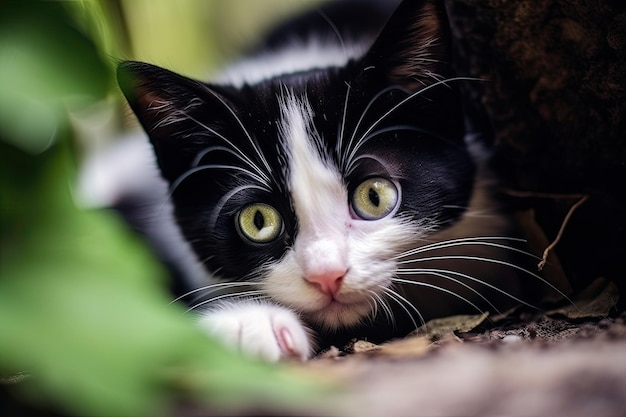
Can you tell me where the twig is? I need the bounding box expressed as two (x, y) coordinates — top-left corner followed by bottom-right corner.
(538, 194), (590, 271)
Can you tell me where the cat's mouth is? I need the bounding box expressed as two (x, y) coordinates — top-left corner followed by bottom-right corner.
(302, 295), (373, 328)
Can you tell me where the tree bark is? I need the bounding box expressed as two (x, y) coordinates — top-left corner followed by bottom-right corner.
(445, 0), (626, 299)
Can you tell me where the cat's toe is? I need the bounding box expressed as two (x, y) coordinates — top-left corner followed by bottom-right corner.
(197, 302), (312, 362)
(270, 310), (311, 361)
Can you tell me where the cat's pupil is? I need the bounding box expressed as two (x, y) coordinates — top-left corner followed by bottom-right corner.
(368, 188), (380, 207)
(253, 210), (264, 230)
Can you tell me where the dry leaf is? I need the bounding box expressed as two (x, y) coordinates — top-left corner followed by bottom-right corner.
(351, 340), (381, 354)
(375, 336), (431, 357)
(410, 312), (490, 340)
(316, 346), (342, 359)
(342, 336), (431, 358)
(547, 278), (619, 319)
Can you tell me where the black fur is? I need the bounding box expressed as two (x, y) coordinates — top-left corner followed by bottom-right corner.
(117, 0), (477, 344)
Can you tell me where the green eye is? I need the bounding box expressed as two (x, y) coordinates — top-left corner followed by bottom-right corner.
(237, 203), (283, 243)
(351, 178), (399, 220)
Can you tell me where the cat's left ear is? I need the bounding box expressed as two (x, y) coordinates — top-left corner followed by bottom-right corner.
(360, 0), (452, 90)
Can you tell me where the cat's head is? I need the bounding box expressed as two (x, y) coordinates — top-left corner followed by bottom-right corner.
(117, 0), (474, 330)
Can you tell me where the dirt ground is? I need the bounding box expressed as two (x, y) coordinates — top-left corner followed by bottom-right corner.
(295, 281), (626, 417)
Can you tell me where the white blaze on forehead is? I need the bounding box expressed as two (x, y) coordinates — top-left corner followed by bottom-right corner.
(279, 93), (347, 227)
(278, 92), (349, 273)
(265, 92), (425, 329)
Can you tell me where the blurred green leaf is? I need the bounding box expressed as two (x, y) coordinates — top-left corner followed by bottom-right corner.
(0, 141), (322, 416)
(0, 2), (324, 415)
(0, 1), (111, 154)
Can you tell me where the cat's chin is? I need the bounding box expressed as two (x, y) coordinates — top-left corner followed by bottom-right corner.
(302, 298), (372, 330)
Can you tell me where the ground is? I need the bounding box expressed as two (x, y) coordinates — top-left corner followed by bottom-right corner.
(287, 279), (626, 417)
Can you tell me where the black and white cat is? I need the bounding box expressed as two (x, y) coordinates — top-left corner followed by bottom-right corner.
(104, 0), (543, 361)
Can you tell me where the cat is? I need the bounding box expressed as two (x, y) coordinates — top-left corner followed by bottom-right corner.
(109, 0), (549, 361)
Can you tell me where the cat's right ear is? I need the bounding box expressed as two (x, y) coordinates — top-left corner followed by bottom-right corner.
(116, 61), (237, 182)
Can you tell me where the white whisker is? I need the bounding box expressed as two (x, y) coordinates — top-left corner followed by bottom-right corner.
(396, 267), (538, 310)
(199, 84), (275, 180)
(342, 85), (409, 167)
(398, 254), (575, 307)
(354, 77), (483, 156)
(169, 164), (270, 196)
(345, 153), (388, 177)
(336, 81), (352, 157)
(393, 271), (500, 313)
(191, 144), (270, 184)
(380, 286), (424, 331)
(209, 184), (269, 230)
(318, 9), (347, 61)
(392, 278), (484, 315)
(345, 125), (450, 174)
(368, 289), (394, 326)
(395, 237), (536, 260)
(171, 281), (259, 304)
(173, 112), (272, 185)
(186, 290), (267, 312)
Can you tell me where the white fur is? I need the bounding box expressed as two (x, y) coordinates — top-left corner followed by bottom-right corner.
(279, 94), (350, 278)
(78, 134), (158, 208)
(216, 39), (368, 88)
(261, 92), (423, 330)
(197, 301), (312, 361)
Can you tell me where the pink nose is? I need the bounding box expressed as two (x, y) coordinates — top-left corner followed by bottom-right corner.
(305, 269), (346, 296)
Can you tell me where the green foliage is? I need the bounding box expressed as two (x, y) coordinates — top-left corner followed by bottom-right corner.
(0, 1), (323, 415)
(0, 1), (111, 154)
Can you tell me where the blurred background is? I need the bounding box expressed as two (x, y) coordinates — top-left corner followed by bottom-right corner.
(1, 0), (325, 155)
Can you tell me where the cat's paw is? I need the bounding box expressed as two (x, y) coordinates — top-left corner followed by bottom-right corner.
(197, 301), (313, 362)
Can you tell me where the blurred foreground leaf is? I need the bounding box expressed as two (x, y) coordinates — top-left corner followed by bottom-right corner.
(0, 2), (324, 415)
(0, 140), (322, 416)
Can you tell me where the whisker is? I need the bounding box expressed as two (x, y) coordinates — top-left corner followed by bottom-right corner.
(398, 254), (575, 307)
(396, 267), (538, 310)
(392, 279), (485, 315)
(173, 112), (272, 185)
(186, 290), (267, 313)
(345, 153), (388, 177)
(355, 77), (483, 155)
(191, 145), (270, 183)
(393, 271), (501, 314)
(342, 85), (409, 167)
(169, 164), (271, 196)
(368, 289), (394, 326)
(380, 286), (424, 331)
(364, 293), (377, 321)
(318, 9), (347, 61)
(336, 81), (352, 157)
(395, 237), (537, 260)
(345, 125), (454, 174)
(209, 184), (269, 230)
(198, 84), (275, 180)
(171, 281), (259, 304)
(363, 290), (378, 319)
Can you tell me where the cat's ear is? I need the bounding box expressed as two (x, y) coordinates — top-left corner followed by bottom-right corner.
(116, 61), (238, 182)
(360, 0), (452, 89)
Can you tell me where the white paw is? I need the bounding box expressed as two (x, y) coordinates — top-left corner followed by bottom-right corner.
(197, 301), (313, 362)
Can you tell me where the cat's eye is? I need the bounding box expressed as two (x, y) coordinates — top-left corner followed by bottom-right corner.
(351, 178), (399, 220)
(237, 203), (283, 243)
